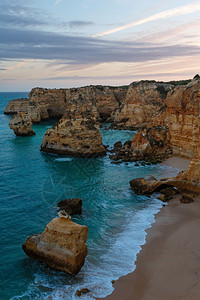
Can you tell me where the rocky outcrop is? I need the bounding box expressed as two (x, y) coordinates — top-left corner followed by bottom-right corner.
(9, 112), (35, 136)
(22, 215), (88, 275)
(130, 153), (200, 199)
(172, 155), (200, 197)
(149, 76), (200, 158)
(109, 125), (172, 163)
(57, 198), (82, 215)
(4, 86), (127, 123)
(130, 125), (172, 161)
(112, 81), (173, 129)
(123, 75), (200, 162)
(41, 95), (106, 157)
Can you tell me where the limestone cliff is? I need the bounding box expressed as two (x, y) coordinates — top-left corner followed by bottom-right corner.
(22, 216), (88, 275)
(9, 112), (35, 136)
(113, 81), (173, 129)
(41, 94), (106, 157)
(4, 85), (127, 123)
(129, 76), (200, 160)
(152, 76), (200, 158)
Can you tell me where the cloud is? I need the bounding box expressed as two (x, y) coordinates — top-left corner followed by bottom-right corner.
(68, 21), (95, 28)
(0, 12), (45, 27)
(55, 0), (61, 6)
(94, 1), (200, 37)
(0, 27), (200, 66)
(0, 1), (94, 32)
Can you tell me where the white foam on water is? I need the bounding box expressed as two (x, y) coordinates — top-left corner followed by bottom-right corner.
(54, 157), (73, 162)
(14, 198), (162, 300)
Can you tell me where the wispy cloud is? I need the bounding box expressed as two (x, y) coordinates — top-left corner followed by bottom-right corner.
(68, 21), (94, 29)
(1, 27), (200, 65)
(94, 1), (200, 37)
(55, 0), (61, 6)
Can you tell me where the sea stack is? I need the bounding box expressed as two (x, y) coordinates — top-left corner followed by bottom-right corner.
(22, 215), (88, 275)
(40, 93), (106, 157)
(9, 112), (35, 136)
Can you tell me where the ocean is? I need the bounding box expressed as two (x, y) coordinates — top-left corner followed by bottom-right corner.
(0, 92), (178, 300)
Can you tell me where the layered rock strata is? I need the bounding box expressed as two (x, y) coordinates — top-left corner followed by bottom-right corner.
(22, 216), (88, 275)
(112, 81), (173, 129)
(4, 86), (127, 123)
(9, 112), (35, 136)
(123, 75), (200, 162)
(147, 76), (200, 159)
(40, 95), (106, 157)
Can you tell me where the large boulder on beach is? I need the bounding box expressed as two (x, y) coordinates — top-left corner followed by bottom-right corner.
(22, 216), (88, 275)
(9, 112), (35, 136)
(129, 175), (164, 194)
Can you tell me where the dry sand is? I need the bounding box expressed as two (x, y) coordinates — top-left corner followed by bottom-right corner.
(98, 157), (200, 300)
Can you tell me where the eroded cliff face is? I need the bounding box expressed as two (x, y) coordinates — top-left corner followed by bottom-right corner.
(22, 216), (88, 275)
(112, 81), (173, 129)
(41, 94), (106, 157)
(153, 77), (200, 158)
(129, 77), (200, 160)
(4, 86), (127, 123)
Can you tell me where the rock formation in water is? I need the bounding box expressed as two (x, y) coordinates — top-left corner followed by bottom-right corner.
(57, 198), (82, 215)
(4, 86), (127, 123)
(109, 125), (172, 163)
(9, 112), (35, 136)
(112, 81), (173, 129)
(22, 215), (88, 275)
(40, 94), (106, 157)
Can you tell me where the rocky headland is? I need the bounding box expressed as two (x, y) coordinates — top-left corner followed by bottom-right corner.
(4, 85), (127, 124)
(22, 214), (88, 275)
(5, 75), (200, 193)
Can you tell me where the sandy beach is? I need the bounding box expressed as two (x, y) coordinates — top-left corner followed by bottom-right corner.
(98, 157), (200, 300)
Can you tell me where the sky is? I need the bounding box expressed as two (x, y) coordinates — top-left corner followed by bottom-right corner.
(1, 0), (200, 91)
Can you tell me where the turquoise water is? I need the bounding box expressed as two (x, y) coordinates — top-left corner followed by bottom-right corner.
(0, 93), (178, 300)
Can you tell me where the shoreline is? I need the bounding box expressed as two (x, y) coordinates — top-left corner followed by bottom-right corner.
(97, 156), (200, 300)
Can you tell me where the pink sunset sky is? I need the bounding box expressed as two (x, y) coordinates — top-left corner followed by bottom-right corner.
(1, 0), (200, 91)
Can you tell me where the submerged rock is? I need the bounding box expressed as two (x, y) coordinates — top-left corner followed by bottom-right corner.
(75, 288), (90, 297)
(22, 216), (88, 275)
(9, 112), (35, 136)
(57, 198), (82, 215)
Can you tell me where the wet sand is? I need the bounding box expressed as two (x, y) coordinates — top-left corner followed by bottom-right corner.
(98, 157), (200, 300)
